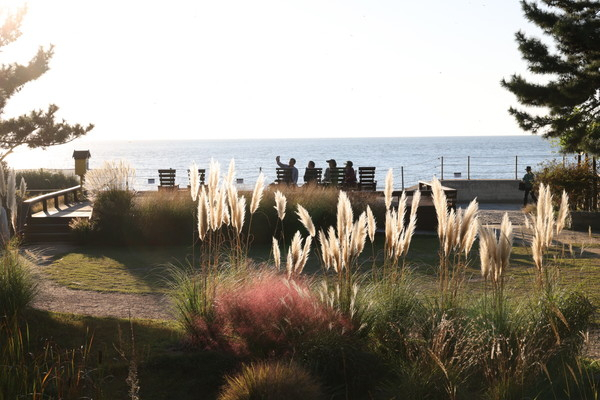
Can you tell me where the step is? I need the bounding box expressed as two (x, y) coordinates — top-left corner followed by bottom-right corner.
(26, 223), (72, 234)
(23, 232), (73, 243)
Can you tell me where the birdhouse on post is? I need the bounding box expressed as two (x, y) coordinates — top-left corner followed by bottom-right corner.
(73, 150), (91, 184)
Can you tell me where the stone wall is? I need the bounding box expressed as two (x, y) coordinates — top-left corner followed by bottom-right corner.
(440, 179), (523, 203)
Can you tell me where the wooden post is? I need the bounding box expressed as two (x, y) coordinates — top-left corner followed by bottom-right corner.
(441, 157), (444, 180)
(515, 156), (518, 180)
(401, 166), (404, 190)
(468, 156), (470, 180)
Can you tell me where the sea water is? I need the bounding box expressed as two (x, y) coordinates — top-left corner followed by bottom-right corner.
(7, 135), (567, 190)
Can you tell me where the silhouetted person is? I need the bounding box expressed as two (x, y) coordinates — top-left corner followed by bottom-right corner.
(276, 156), (298, 185)
(522, 166), (537, 206)
(323, 159), (337, 183)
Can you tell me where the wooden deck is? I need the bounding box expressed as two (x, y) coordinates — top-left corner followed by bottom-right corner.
(30, 201), (93, 219)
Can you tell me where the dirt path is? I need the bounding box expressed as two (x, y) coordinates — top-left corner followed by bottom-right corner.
(24, 244), (174, 320)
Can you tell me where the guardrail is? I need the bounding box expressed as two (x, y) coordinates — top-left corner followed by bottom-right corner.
(21, 185), (83, 217)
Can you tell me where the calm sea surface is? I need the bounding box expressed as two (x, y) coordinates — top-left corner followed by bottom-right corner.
(7, 136), (567, 190)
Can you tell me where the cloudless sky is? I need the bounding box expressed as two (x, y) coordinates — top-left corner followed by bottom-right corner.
(1, 0), (544, 141)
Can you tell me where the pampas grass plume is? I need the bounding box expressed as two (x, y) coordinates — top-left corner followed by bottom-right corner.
(296, 204), (316, 237)
(366, 205), (376, 243)
(189, 162), (200, 201)
(250, 173), (265, 214)
(274, 190), (287, 220)
(272, 237), (281, 270)
(384, 169), (394, 210)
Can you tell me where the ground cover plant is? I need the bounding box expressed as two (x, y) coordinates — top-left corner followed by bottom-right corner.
(20, 159), (600, 399)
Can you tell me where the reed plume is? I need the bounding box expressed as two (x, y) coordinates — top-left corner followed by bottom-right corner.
(384, 168), (394, 210)
(272, 237), (281, 270)
(207, 159), (220, 197)
(296, 204), (316, 237)
(274, 190), (287, 220)
(250, 173), (265, 214)
(226, 159), (236, 186)
(286, 231), (312, 278)
(366, 205), (376, 243)
(197, 187), (209, 240)
(336, 191), (353, 239)
(189, 162), (200, 201)
(479, 213), (513, 298)
(555, 191), (569, 235)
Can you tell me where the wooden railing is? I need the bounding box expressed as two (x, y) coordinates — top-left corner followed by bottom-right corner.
(21, 185), (83, 218)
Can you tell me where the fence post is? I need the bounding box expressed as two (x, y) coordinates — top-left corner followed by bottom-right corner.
(467, 156), (470, 180)
(441, 157), (444, 180)
(515, 156), (518, 180)
(401, 166), (404, 190)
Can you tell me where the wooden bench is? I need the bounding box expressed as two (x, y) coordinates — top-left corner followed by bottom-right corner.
(187, 169), (206, 187)
(323, 167), (345, 187)
(158, 169), (178, 190)
(358, 167), (377, 191)
(275, 168), (293, 185)
(303, 168), (322, 185)
(402, 181), (457, 210)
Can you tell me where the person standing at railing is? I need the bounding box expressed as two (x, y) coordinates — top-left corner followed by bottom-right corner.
(522, 166), (537, 206)
(275, 156), (298, 185)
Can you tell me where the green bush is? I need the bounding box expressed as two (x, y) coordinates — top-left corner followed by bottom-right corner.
(16, 169), (79, 192)
(92, 189), (138, 244)
(69, 217), (95, 245)
(135, 191), (195, 245)
(218, 361), (324, 400)
(535, 160), (600, 210)
(0, 245), (37, 319)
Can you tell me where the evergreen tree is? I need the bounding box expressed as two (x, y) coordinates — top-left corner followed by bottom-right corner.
(0, 8), (93, 163)
(502, 0), (600, 154)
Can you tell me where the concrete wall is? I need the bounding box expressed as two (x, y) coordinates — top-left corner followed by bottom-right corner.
(440, 179), (522, 203)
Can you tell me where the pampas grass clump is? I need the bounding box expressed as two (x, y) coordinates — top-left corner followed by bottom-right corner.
(218, 361), (324, 400)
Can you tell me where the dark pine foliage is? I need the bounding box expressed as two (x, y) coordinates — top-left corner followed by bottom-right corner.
(0, 8), (93, 164)
(502, 0), (600, 154)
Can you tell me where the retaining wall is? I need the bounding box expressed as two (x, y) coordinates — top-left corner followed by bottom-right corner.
(440, 179), (523, 203)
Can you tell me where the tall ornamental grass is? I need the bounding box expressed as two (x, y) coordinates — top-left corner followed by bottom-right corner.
(0, 243), (37, 319)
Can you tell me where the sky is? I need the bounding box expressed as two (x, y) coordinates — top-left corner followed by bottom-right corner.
(0, 0), (545, 142)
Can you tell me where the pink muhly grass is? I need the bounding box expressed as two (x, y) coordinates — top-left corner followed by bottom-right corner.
(192, 272), (351, 356)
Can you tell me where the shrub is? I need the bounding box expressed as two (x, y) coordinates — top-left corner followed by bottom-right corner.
(0, 244), (37, 319)
(218, 361), (324, 400)
(135, 191), (195, 245)
(535, 160), (600, 210)
(91, 189), (137, 244)
(16, 169), (79, 192)
(69, 217), (95, 244)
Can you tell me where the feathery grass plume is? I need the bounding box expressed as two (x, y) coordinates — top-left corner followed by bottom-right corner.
(274, 190), (287, 220)
(207, 158), (220, 198)
(497, 213), (513, 281)
(7, 169), (16, 231)
(296, 235), (312, 276)
(226, 158), (236, 186)
(197, 187), (209, 240)
(384, 168), (394, 210)
(318, 229), (331, 270)
(555, 190), (569, 235)
(336, 191), (353, 239)
(0, 163), (6, 200)
(189, 162), (200, 201)
(431, 177), (448, 239)
(250, 173), (265, 214)
(296, 204), (316, 237)
(210, 187), (224, 231)
(327, 226), (341, 273)
(385, 209), (397, 258)
(234, 195), (246, 235)
(479, 226), (492, 279)
(84, 160), (136, 196)
(18, 177), (27, 199)
(272, 237), (281, 270)
(459, 199), (479, 255)
(366, 205), (376, 243)
(350, 212), (367, 258)
(287, 231), (303, 278)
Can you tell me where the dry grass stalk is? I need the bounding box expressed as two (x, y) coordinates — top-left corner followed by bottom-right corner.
(366, 205), (376, 243)
(336, 191), (353, 239)
(272, 237), (281, 270)
(189, 162), (200, 201)
(296, 204), (316, 237)
(197, 187), (209, 240)
(384, 169), (394, 210)
(250, 173), (265, 214)
(274, 190), (287, 220)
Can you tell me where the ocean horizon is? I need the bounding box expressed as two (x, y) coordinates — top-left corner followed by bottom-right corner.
(9, 135), (569, 190)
